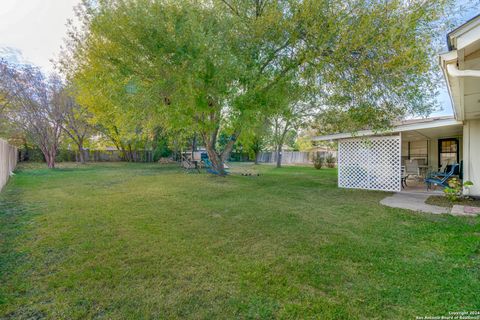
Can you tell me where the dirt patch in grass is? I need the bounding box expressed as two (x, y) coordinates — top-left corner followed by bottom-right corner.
(425, 195), (480, 208)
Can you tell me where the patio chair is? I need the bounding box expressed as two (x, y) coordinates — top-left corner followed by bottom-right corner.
(438, 162), (448, 173)
(425, 163), (460, 190)
(404, 160), (420, 180)
(181, 154), (200, 173)
(202, 158), (230, 175)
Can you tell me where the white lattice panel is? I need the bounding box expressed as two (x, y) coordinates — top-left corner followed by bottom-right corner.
(338, 135), (401, 192)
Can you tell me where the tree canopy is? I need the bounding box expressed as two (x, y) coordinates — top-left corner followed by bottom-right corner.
(0, 60), (64, 168)
(61, 0), (452, 174)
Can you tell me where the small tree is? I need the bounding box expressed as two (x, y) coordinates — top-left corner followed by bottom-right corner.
(56, 87), (92, 163)
(250, 135), (264, 165)
(239, 117), (271, 165)
(271, 100), (316, 168)
(0, 61), (64, 168)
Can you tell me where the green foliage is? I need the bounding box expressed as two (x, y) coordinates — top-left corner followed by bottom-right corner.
(444, 178), (474, 202)
(61, 0), (451, 170)
(238, 117), (271, 162)
(326, 154), (336, 168)
(152, 136), (172, 161)
(312, 153), (325, 169)
(56, 148), (78, 162)
(294, 135), (313, 151)
(307, 0), (453, 133)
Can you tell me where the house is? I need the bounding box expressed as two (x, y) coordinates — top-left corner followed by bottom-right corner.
(312, 15), (480, 196)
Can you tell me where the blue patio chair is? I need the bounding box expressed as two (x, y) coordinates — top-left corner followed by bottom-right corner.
(425, 163), (460, 190)
(202, 158), (230, 175)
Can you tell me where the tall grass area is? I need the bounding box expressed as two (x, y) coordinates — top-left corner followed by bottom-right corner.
(0, 163), (479, 319)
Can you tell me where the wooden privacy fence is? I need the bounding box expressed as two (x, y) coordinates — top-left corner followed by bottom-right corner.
(258, 151), (337, 165)
(16, 148), (336, 165)
(0, 139), (18, 191)
(19, 149), (253, 163)
(78, 150), (155, 162)
(18, 149), (156, 163)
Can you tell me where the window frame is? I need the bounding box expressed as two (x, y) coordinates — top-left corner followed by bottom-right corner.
(437, 138), (459, 168)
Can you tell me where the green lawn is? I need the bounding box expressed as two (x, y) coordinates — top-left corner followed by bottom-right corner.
(0, 163), (479, 319)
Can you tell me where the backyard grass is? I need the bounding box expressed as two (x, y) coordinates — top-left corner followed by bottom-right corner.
(0, 163), (479, 319)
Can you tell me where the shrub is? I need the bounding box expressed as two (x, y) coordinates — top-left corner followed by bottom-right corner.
(443, 178), (474, 202)
(313, 153), (324, 169)
(326, 154), (336, 168)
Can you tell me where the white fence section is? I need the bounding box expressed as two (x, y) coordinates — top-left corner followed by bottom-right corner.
(258, 151), (312, 164)
(258, 151), (337, 165)
(0, 139), (18, 191)
(338, 135), (401, 192)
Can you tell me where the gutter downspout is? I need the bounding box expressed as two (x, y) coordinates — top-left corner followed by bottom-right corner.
(446, 64), (480, 78)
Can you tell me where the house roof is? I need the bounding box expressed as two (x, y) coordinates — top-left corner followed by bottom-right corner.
(447, 14), (480, 51)
(440, 14), (480, 121)
(312, 116), (462, 141)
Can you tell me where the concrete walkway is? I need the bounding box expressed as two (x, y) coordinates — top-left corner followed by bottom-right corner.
(381, 192), (480, 216)
(380, 193), (449, 214)
(451, 204), (480, 216)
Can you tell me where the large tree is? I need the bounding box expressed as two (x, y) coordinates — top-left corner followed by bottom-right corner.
(62, 0), (450, 175)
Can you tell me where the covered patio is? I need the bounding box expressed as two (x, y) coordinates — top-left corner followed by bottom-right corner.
(400, 118), (463, 193)
(312, 14), (480, 197)
(313, 116), (464, 193)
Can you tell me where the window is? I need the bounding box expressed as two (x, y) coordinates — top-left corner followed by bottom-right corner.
(438, 138), (458, 168)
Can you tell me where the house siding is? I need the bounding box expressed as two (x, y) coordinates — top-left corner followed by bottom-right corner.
(464, 119), (480, 196)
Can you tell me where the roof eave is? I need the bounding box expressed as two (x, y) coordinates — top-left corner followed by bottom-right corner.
(447, 14), (480, 51)
(312, 117), (462, 142)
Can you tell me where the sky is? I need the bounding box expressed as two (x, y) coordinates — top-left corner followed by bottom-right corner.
(0, 0), (79, 72)
(0, 0), (478, 117)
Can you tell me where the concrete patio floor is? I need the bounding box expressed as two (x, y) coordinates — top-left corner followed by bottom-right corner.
(401, 179), (443, 195)
(380, 193), (448, 214)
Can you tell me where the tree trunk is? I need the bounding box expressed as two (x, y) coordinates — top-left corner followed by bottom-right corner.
(39, 145), (56, 169)
(192, 133), (197, 152)
(202, 130), (239, 176)
(47, 157), (55, 168)
(77, 141), (86, 164)
(128, 144), (134, 162)
(45, 149), (56, 168)
(275, 122), (290, 169)
(254, 151), (260, 165)
(22, 141), (30, 161)
(78, 149), (85, 164)
(205, 146), (227, 176)
(276, 145), (282, 168)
